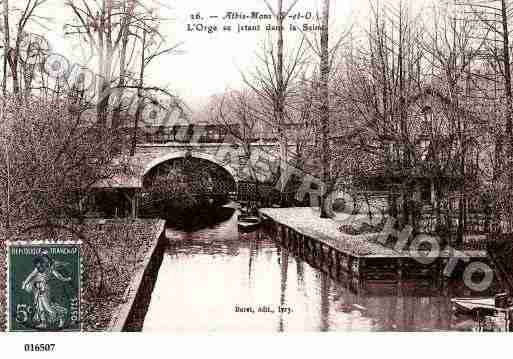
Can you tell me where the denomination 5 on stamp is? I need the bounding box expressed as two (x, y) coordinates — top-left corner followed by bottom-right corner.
(6, 242), (82, 332)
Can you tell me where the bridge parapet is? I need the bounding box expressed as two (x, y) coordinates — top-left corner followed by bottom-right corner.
(135, 125), (279, 144)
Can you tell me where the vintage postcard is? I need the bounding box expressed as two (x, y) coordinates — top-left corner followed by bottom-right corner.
(1, 0), (513, 353)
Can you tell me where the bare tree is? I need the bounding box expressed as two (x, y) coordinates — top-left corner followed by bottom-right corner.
(333, 2), (427, 228)
(65, 0), (156, 126)
(458, 0), (513, 232)
(303, 0), (349, 216)
(0, 94), (129, 236)
(126, 26), (183, 156)
(418, 3), (486, 242)
(1, 0), (48, 96)
(112, 0), (136, 129)
(210, 89), (281, 188)
(2, 0), (10, 96)
(319, 0), (330, 217)
(242, 0), (302, 202)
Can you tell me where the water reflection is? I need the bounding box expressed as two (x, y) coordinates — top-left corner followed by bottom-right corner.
(143, 208), (482, 332)
(163, 205), (235, 232)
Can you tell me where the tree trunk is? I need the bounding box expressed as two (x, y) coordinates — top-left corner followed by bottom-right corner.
(276, 0), (288, 205)
(112, 4), (131, 129)
(319, 0), (331, 218)
(96, 0), (108, 126)
(97, 80), (110, 126)
(10, 25), (24, 96)
(3, 140), (10, 231)
(3, 0), (9, 95)
(495, 125), (503, 182)
(501, 0), (513, 183)
(104, 0), (114, 126)
(130, 31), (146, 156)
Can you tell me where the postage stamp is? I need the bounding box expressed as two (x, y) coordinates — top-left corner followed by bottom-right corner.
(6, 242), (82, 332)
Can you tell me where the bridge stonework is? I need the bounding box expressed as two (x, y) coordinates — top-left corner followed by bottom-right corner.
(102, 142), (289, 190)
(95, 141), (325, 217)
(137, 143), (245, 182)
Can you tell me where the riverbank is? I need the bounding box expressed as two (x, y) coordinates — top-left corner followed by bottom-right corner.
(260, 207), (487, 258)
(259, 207), (398, 257)
(0, 219), (165, 332)
(259, 208), (489, 286)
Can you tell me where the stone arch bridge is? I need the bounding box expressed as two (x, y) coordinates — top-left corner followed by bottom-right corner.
(94, 139), (320, 217)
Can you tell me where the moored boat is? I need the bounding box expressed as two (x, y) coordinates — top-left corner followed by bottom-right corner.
(451, 297), (496, 316)
(238, 215), (261, 232)
(451, 296), (513, 331)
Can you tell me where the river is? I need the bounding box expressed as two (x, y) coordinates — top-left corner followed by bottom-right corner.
(142, 206), (481, 332)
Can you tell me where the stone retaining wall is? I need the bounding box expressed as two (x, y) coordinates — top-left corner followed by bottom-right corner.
(108, 222), (166, 331)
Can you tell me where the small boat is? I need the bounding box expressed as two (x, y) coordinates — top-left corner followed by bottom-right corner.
(339, 303), (367, 313)
(238, 215), (261, 232)
(451, 297), (498, 316)
(451, 297), (513, 332)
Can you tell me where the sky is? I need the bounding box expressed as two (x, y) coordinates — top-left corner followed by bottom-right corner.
(148, 0), (358, 110)
(29, 0), (429, 112)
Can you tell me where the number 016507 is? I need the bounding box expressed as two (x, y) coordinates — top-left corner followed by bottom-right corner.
(24, 344), (56, 352)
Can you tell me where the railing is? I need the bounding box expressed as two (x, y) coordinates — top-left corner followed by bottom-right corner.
(417, 211), (496, 234)
(134, 125), (278, 144)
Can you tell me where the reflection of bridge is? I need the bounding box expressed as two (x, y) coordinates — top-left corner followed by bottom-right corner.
(94, 125), (309, 217)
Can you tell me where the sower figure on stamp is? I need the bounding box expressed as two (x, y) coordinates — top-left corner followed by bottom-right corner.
(21, 250), (72, 329)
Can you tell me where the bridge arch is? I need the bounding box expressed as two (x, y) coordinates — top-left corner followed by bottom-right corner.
(142, 150), (238, 182)
(139, 151), (237, 218)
